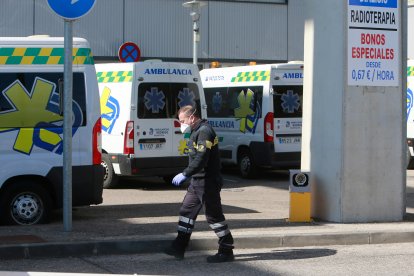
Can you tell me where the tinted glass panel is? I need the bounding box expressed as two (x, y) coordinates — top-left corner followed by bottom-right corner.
(137, 82), (200, 119)
(204, 87), (229, 117)
(272, 85), (303, 118)
(205, 86), (263, 118)
(0, 72), (87, 127)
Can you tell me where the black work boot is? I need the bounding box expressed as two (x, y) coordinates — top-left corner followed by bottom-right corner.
(164, 244), (185, 260)
(206, 248), (235, 263)
(164, 232), (190, 260)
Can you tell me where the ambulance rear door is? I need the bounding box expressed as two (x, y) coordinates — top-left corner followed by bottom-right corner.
(135, 62), (174, 162)
(134, 62), (202, 168)
(169, 63), (203, 157)
(271, 63), (304, 154)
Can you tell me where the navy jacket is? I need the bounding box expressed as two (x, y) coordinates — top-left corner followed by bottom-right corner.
(183, 119), (221, 179)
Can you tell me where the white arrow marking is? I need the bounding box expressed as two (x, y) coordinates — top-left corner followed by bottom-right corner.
(71, 0), (79, 4)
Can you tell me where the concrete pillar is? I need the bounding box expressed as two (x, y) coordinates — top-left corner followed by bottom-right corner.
(301, 0), (406, 222)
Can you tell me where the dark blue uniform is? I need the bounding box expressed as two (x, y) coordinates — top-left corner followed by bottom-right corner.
(174, 119), (234, 254)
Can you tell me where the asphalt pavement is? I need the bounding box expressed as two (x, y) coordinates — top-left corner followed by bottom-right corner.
(1, 169), (414, 260)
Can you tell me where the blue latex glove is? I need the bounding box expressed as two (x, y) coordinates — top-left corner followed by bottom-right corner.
(172, 173), (187, 186)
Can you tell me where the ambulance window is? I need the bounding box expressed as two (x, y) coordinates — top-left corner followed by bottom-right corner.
(205, 86), (262, 118)
(137, 82), (200, 119)
(170, 83), (200, 118)
(204, 87), (230, 118)
(229, 86), (262, 118)
(0, 74), (15, 112)
(272, 85), (303, 118)
(0, 72), (87, 128)
(137, 83), (169, 119)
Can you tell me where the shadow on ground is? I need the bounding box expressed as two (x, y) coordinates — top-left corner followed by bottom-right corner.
(234, 248), (337, 262)
(115, 167), (291, 191)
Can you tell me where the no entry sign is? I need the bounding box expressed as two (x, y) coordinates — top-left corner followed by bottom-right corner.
(118, 42), (141, 62)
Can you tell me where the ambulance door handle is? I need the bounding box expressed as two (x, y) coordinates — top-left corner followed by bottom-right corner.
(175, 131), (182, 134)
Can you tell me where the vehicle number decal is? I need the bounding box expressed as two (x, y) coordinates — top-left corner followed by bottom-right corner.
(139, 143), (163, 150)
(278, 137), (301, 144)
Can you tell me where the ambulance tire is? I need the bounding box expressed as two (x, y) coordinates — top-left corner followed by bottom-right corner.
(0, 180), (52, 225)
(101, 154), (119, 189)
(238, 149), (257, 179)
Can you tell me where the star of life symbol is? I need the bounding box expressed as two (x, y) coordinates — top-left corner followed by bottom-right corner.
(144, 87), (165, 113)
(234, 89), (259, 133)
(100, 87), (120, 134)
(0, 77), (82, 155)
(408, 87), (413, 121)
(178, 139), (188, 155)
(281, 90), (300, 113)
(178, 88), (195, 107)
(212, 92), (222, 113)
(71, 0), (79, 4)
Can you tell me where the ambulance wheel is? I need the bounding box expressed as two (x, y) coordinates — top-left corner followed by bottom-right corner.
(0, 180), (52, 225)
(238, 149), (257, 179)
(101, 154), (119, 189)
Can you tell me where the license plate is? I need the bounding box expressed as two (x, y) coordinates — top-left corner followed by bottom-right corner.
(139, 143), (163, 150)
(278, 137), (301, 144)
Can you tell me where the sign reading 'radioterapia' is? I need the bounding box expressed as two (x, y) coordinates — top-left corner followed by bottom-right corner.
(348, 0), (399, 86)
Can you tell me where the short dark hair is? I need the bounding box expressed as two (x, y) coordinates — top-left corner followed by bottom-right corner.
(178, 105), (199, 118)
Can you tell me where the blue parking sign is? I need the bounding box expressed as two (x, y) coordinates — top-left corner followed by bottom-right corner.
(47, 0), (96, 20)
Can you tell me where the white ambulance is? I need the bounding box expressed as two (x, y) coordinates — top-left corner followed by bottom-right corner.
(0, 37), (103, 225)
(407, 60), (414, 168)
(96, 61), (206, 188)
(200, 62), (304, 178)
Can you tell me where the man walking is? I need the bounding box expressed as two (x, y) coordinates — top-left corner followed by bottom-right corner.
(164, 105), (234, 263)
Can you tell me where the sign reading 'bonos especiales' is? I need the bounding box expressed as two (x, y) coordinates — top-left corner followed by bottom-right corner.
(348, 0), (399, 86)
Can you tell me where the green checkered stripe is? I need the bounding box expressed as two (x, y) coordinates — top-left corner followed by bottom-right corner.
(0, 47), (94, 65)
(96, 71), (133, 83)
(231, 70), (270, 82)
(408, 66), (414, 77)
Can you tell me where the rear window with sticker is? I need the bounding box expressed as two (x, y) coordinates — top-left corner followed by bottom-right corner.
(137, 82), (201, 119)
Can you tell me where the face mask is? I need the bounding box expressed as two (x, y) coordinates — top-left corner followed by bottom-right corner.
(180, 123), (191, 134)
(179, 109), (196, 134)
